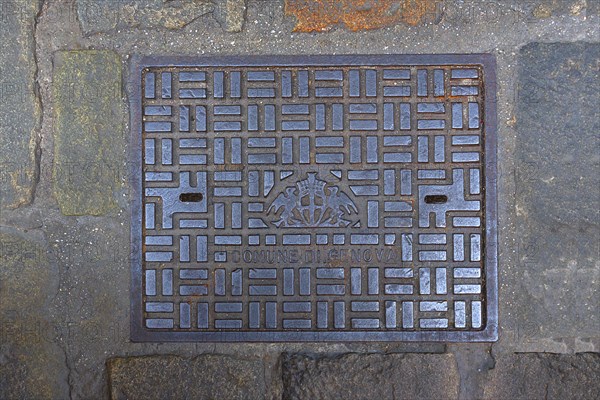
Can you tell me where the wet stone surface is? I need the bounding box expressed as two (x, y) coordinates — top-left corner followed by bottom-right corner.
(133, 55), (497, 342)
(284, 0), (442, 32)
(482, 353), (600, 400)
(0, 227), (68, 400)
(282, 352), (460, 400)
(76, 0), (214, 34)
(0, 0), (41, 210)
(0, 0), (598, 398)
(108, 354), (270, 400)
(53, 50), (126, 216)
(512, 42), (600, 351)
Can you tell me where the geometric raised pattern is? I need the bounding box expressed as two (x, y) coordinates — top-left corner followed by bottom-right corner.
(130, 55), (498, 341)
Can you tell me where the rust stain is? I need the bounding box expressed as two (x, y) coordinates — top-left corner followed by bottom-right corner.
(285, 0), (441, 32)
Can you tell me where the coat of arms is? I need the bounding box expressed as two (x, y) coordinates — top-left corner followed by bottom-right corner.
(267, 173), (358, 228)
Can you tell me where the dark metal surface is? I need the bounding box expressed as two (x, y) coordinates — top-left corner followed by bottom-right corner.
(129, 54), (498, 342)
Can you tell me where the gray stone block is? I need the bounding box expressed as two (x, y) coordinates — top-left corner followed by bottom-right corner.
(0, 0), (41, 209)
(76, 0), (214, 35)
(511, 42), (599, 351)
(483, 353), (600, 400)
(43, 216), (130, 398)
(108, 355), (268, 400)
(52, 50), (126, 216)
(282, 353), (459, 400)
(0, 228), (68, 400)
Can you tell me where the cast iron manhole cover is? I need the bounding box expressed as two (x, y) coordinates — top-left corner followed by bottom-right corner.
(130, 55), (498, 341)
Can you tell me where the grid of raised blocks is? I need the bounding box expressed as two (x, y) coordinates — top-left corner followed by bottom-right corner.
(133, 57), (496, 340)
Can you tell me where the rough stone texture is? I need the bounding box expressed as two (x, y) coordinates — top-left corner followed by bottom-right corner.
(483, 353), (600, 400)
(285, 0), (442, 32)
(589, 0), (599, 17)
(44, 215), (131, 399)
(0, 0), (596, 398)
(77, 0), (214, 35)
(450, 344), (495, 400)
(108, 355), (267, 400)
(456, 0), (592, 19)
(0, 227), (68, 400)
(282, 353), (459, 400)
(0, 0), (41, 210)
(440, 1), (595, 30)
(511, 42), (600, 352)
(52, 50), (126, 216)
(212, 0), (247, 32)
(528, 0), (588, 18)
(225, 0), (247, 32)
(283, 0), (594, 33)
(481, 0), (592, 20)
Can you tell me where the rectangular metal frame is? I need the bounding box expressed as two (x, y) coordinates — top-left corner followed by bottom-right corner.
(129, 54), (498, 342)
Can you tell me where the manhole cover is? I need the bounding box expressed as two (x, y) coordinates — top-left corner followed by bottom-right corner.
(130, 55), (498, 342)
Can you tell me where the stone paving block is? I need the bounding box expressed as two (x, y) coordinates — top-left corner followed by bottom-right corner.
(510, 42), (599, 351)
(224, 0), (247, 32)
(44, 217), (130, 398)
(108, 355), (268, 400)
(76, 0), (214, 34)
(0, 0), (41, 210)
(0, 228), (68, 400)
(282, 353), (459, 400)
(285, 0), (443, 32)
(441, 0), (593, 30)
(53, 50), (126, 216)
(483, 353), (600, 400)
(487, 0), (590, 19)
(589, 0), (599, 16)
(527, 0), (588, 18)
(446, 0), (590, 19)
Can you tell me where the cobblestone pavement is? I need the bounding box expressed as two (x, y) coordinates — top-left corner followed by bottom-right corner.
(1, 1), (598, 399)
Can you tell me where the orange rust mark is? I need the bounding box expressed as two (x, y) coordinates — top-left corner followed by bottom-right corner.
(284, 0), (441, 32)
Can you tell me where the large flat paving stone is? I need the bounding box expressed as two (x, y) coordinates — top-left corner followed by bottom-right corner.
(43, 216), (130, 398)
(0, 228), (68, 399)
(52, 50), (126, 216)
(108, 355), (268, 400)
(510, 42), (599, 351)
(284, 0), (441, 32)
(282, 352), (459, 400)
(0, 0), (41, 210)
(76, 0), (214, 34)
(483, 353), (600, 400)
